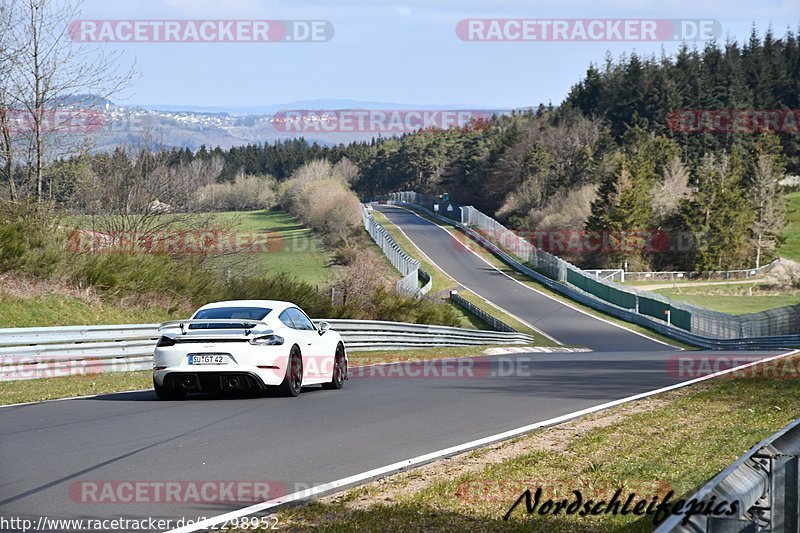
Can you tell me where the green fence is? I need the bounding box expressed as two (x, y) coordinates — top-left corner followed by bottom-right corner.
(391, 192), (799, 340)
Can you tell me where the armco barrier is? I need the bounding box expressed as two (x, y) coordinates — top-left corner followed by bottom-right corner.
(361, 204), (420, 295)
(456, 199), (800, 340)
(0, 320), (535, 382)
(361, 204), (431, 297)
(656, 417), (800, 532)
(383, 196), (800, 350)
(449, 292), (517, 333)
(389, 192), (800, 341)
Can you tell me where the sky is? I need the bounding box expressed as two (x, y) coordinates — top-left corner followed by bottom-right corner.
(76, 0), (800, 110)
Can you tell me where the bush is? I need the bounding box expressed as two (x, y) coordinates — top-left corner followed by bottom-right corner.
(194, 174), (277, 211)
(369, 288), (461, 326)
(228, 274), (335, 318)
(279, 160), (362, 246)
(0, 200), (63, 273)
(0, 200), (462, 327)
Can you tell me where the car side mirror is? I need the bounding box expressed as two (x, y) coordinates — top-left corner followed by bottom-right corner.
(318, 321), (330, 335)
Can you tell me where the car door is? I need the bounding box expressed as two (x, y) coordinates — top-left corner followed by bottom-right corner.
(285, 307), (331, 383)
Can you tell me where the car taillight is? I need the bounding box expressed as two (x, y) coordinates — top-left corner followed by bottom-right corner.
(156, 336), (176, 347)
(248, 335), (284, 346)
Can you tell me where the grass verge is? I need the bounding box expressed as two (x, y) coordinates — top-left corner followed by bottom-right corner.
(273, 352), (800, 532)
(396, 206), (692, 350)
(778, 191), (800, 262)
(0, 345), (532, 406)
(0, 293), (183, 327)
(655, 283), (800, 314)
(205, 210), (333, 286)
(372, 209), (544, 339)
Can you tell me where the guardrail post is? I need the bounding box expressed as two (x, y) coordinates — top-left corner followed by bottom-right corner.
(770, 454), (799, 532)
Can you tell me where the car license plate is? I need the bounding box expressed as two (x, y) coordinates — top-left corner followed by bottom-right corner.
(188, 354), (229, 365)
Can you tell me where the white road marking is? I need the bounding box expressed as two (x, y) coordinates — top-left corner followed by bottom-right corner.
(166, 349), (798, 533)
(482, 346), (590, 355)
(388, 205), (678, 349)
(379, 206), (561, 344)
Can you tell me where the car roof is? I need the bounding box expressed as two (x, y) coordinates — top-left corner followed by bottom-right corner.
(194, 300), (296, 314)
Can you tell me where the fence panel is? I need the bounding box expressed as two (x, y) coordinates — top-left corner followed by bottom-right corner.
(361, 204), (423, 296)
(389, 193), (799, 342)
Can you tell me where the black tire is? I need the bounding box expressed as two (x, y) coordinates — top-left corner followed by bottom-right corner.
(322, 344), (346, 390)
(153, 377), (186, 401)
(277, 346), (303, 397)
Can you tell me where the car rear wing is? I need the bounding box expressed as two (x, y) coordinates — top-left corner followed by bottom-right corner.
(159, 319), (272, 335)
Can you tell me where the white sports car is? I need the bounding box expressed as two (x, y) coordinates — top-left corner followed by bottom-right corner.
(153, 300), (347, 400)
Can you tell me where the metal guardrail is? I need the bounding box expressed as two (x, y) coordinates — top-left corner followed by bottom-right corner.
(449, 292), (517, 333)
(419, 268), (433, 295)
(656, 417), (800, 532)
(361, 204), (431, 297)
(384, 198), (800, 350)
(0, 320), (535, 381)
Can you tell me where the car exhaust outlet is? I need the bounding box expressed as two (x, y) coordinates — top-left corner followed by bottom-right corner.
(181, 378), (195, 390)
(222, 376), (242, 390)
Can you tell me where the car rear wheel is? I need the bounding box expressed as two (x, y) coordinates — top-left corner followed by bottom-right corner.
(322, 344), (346, 390)
(277, 346), (303, 397)
(153, 377), (187, 401)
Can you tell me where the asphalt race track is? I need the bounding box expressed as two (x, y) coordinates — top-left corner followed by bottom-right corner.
(0, 205), (785, 530)
(375, 205), (672, 352)
(0, 349), (784, 529)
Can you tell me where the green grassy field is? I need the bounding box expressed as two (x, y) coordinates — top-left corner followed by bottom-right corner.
(655, 284), (800, 314)
(777, 191), (800, 261)
(0, 294), (183, 327)
(65, 209), (334, 286)
(203, 210), (333, 286)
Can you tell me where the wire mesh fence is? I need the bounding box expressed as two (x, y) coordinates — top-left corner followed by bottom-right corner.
(386, 192), (800, 340)
(624, 260), (779, 282)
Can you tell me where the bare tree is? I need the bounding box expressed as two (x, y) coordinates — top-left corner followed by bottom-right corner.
(333, 157), (360, 185)
(0, 1), (19, 200)
(6, 0), (135, 200)
(528, 183), (597, 230)
(750, 155), (786, 268)
(183, 155), (225, 210)
(652, 157), (691, 222)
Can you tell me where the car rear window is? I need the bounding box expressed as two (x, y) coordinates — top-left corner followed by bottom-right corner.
(190, 307), (272, 329)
